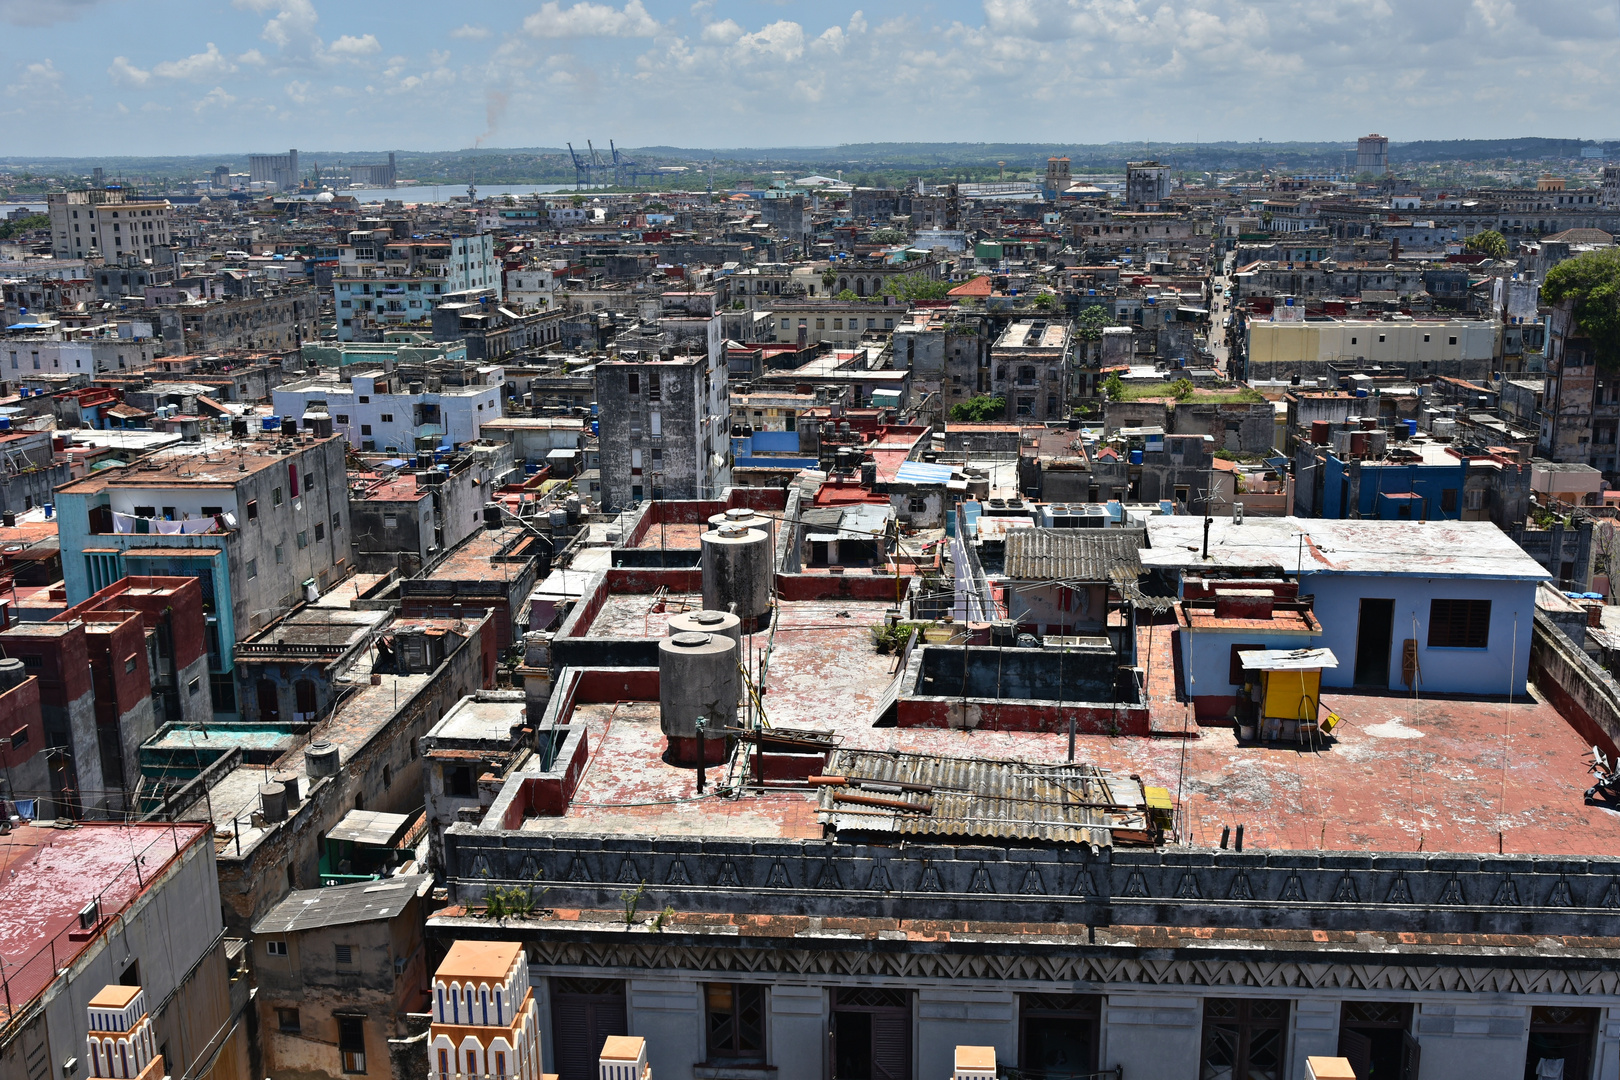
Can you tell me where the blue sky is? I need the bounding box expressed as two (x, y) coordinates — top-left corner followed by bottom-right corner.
(2, 0), (1618, 157)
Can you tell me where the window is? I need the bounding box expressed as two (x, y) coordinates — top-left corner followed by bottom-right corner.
(246, 559), (258, 579)
(380, 414), (393, 423)
(338, 1016), (366, 1074)
(1201, 998), (1288, 1080)
(909, 497), (929, 514)
(316, 522), (326, 541)
(266, 940), (288, 957)
(358, 395), (370, 403)
(383, 514), (398, 529)
(297, 530), (309, 549)
(188, 677), (200, 696)
(275, 544), (284, 565)
(1428, 598), (1491, 648)
(705, 983), (765, 1061)
(333, 513), (343, 533)
(361, 425), (373, 436)
(277, 1008), (301, 1033)
(627, 372), (640, 394)
(125, 656), (138, 674)
(272, 487), (284, 507)
(1525, 1007), (1598, 1080)
(1020, 994), (1100, 1080)
(1449, 336), (1458, 345)
(335, 944), (354, 965)
(336, 414), (349, 424)
(1441, 488), (1458, 513)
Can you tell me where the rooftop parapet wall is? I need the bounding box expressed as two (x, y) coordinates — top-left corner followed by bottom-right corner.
(441, 829), (1620, 938)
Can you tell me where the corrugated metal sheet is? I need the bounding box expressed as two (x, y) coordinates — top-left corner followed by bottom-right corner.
(1003, 528), (1144, 582)
(817, 748), (1154, 847)
(895, 461), (957, 484)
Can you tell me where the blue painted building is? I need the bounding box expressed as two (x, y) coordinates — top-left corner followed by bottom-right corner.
(1144, 516), (1548, 695)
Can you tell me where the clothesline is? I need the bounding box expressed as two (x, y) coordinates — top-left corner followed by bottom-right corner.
(111, 512), (222, 535)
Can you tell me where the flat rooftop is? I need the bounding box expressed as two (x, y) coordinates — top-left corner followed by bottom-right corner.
(421, 526), (541, 581)
(530, 593), (1620, 856)
(429, 694), (525, 743)
(56, 434), (343, 493)
(0, 823), (210, 1017)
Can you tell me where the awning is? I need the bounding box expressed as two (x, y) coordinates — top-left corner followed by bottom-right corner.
(1239, 648), (1338, 672)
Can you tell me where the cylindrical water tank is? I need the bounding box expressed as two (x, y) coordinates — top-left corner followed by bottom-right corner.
(548, 508), (568, 529)
(701, 525), (772, 630)
(304, 740), (341, 778)
(0, 658), (25, 693)
(707, 507), (775, 554)
(668, 609), (743, 648)
(259, 782), (288, 823)
(275, 773), (302, 811)
(658, 632), (738, 764)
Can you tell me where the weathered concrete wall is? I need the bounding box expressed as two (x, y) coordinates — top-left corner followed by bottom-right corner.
(1530, 610), (1620, 760)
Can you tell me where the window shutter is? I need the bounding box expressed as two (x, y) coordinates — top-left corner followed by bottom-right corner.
(871, 1012), (911, 1080)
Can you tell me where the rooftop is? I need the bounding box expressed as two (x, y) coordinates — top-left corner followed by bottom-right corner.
(1142, 516), (1551, 580)
(252, 874), (432, 934)
(56, 434), (342, 493)
(436, 938), (522, 981)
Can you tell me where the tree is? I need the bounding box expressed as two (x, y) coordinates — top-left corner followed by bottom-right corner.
(1465, 230), (1508, 260)
(821, 268), (839, 291)
(1033, 292), (1059, 310)
(1169, 377), (1196, 401)
(883, 273), (952, 302)
(1103, 372), (1126, 400)
(0, 213), (48, 241)
(1075, 304), (1112, 341)
(1543, 247), (1620, 368)
(872, 227), (908, 244)
(949, 395), (1006, 422)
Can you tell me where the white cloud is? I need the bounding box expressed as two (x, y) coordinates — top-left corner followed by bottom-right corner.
(192, 86), (237, 113)
(524, 0), (660, 38)
(108, 56), (152, 88)
(701, 18), (742, 42)
(451, 23), (490, 39)
(153, 43), (238, 81)
(329, 33), (381, 57)
(0, 0), (104, 26)
(6, 58), (63, 93)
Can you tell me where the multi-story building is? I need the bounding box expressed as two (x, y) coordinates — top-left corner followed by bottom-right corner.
(248, 148), (300, 191)
(347, 444), (513, 576)
(149, 288), (320, 353)
(47, 190), (174, 261)
(1356, 134), (1390, 173)
(595, 348), (729, 510)
(53, 432), (352, 720)
(1244, 316), (1499, 383)
(252, 875), (434, 1080)
(427, 941), (542, 1080)
(274, 367), (504, 455)
(1125, 161), (1171, 209)
(989, 319), (1071, 422)
(0, 822), (251, 1080)
(334, 232), (501, 341)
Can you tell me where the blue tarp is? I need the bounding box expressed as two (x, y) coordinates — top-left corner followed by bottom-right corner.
(895, 461), (956, 484)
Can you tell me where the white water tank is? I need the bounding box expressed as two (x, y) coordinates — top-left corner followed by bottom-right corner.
(658, 631), (739, 763)
(701, 525), (772, 628)
(667, 608), (743, 648)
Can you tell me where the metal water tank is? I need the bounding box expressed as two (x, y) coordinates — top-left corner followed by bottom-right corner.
(258, 782), (288, 823)
(668, 608), (743, 648)
(707, 506), (775, 552)
(304, 740), (341, 778)
(658, 632), (738, 764)
(0, 658), (25, 693)
(701, 525), (772, 629)
(275, 773), (302, 811)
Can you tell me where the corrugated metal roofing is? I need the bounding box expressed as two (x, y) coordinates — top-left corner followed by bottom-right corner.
(1003, 528), (1143, 582)
(252, 874), (432, 933)
(1238, 647), (1339, 671)
(817, 748), (1154, 847)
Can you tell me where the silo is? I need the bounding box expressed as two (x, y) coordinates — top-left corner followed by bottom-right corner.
(658, 631), (738, 764)
(667, 609), (743, 648)
(700, 525), (773, 631)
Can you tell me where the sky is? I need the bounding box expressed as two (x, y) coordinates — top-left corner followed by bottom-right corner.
(1, 0), (1619, 158)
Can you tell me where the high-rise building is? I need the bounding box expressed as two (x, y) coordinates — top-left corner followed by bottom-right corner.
(1125, 161), (1171, 209)
(47, 190), (173, 261)
(1356, 134), (1390, 174)
(248, 148), (300, 191)
(595, 342), (729, 510)
(1602, 164), (1620, 208)
(427, 941), (542, 1080)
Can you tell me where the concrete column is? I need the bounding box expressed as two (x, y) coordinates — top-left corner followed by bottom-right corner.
(1102, 992), (1201, 1080)
(1596, 1007), (1620, 1080)
(915, 988), (1016, 1080)
(1415, 1002), (1529, 1080)
(767, 984), (825, 1080)
(627, 978), (703, 1080)
(1290, 998), (1340, 1080)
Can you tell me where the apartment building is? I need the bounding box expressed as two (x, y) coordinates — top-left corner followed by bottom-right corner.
(989, 319), (1072, 421)
(47, 190), (174, 261)
(334, 231), (501, 341)
(274, 366), (504, 454)
(595, 349), (729, 509)
(53, 432), (351, 719)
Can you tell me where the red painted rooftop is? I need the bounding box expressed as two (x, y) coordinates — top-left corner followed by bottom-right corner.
(0, 823), (209, 1018)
